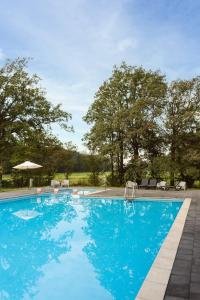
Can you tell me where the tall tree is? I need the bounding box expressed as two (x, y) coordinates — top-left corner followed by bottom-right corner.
(0, 57), (72, 176)
(165, 78), (200, 185)
(84, 63), (166, 184)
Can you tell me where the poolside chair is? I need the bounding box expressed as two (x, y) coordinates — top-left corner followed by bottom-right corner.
(175, 181), (186, 191)
(61, 179), (69, 188)
(50, 180), (60, 188)
(157, 181), (167, 190)
(148, 179), (157, 189)
(54, 188), (59, 194)
(124, 181), (136, 199)
(36, 188), (42, 194)
(139, 179), (149, 189)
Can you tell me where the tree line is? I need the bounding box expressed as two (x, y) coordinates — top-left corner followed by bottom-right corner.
(0, 58), (107, 186)
(1, 58), (200, 187)
(84, 62), (200, 187)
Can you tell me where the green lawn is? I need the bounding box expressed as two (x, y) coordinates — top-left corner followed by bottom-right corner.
(54, 172), (109, 185)
(54, 172), (91, 180)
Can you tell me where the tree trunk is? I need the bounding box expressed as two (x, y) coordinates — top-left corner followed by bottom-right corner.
(170, 144), (176, 185)
(110, 153), (114, 182)
(118, 140), (124, 185)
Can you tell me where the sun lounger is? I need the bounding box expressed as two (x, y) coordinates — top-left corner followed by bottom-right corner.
(50, 180), (60, 188)
(139, 179), (149, 189)
(157, 181), (167, 190)
(148, 179), (157, 189)
(61, 179), (69, 187)
(175, 181), (186, 191)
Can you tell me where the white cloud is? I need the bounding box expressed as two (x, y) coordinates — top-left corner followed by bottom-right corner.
(117, 38), (138, 52)
(0, 48), (5, 60)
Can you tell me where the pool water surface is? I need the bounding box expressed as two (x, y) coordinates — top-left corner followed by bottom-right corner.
(0, 195), (182, 300)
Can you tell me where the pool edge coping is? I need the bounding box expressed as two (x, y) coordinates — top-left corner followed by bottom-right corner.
(135, 197), (191, 300)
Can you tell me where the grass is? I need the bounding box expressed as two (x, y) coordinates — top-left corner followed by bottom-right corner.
(54, 172), (109, 185)
(2, 174), (12, 180)
(0, 187), (28, 192)
(55, 172), (90, 185)
(54, 172), (91, 180)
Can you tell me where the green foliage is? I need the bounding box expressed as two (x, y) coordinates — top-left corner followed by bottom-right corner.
(0, 57), (72, 176)
(84, 62), (200, 187)
(165, 78), (200, 184)
(84, 62), (167, 184)
(88, 154), (104, 186)
(1, 58), (200, 188)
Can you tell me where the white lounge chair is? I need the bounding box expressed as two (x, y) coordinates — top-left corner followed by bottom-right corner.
(50, 180), (60, 188)
(36, 188), (42, 194)
(175, 181), (186, 191)
(157, 181), (167, 190)
(61, 179), (69, 188)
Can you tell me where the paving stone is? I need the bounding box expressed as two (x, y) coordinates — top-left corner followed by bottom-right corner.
(165, 296), (187, 300)
(190, 282), (200, 294)
(191, 272), (200, 283)
(165, 193), (200, 300)
(177, 254), (193, 262)
(189, 292), (200, 300)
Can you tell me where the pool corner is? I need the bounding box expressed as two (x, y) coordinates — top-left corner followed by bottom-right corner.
(135, 197), (191, 300)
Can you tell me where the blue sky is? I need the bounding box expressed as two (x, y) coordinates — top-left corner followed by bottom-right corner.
(1, 0), (200, 151)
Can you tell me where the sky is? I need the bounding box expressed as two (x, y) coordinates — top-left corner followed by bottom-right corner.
(1, 0), (200, 152)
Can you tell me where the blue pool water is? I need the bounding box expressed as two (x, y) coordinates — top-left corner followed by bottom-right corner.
(0, 195), (182, 300)
(59, 188), (98, 195)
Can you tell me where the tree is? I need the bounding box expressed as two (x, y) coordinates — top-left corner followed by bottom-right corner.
(0, 57), (72, 177)
(84, 62), (166, 184)
(54, 142), (77, 178)
(165, 78), (200, 185)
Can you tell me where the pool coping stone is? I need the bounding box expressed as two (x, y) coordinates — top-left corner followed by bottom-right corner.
(135, 198), (191, 300)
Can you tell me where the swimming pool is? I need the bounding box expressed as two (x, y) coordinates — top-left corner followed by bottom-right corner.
(0, 194), (182, 300)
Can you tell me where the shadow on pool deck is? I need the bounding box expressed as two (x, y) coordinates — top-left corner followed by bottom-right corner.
(0, 187), (200, 300)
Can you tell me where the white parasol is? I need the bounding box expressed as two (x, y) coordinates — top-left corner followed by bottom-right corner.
(13, 161), (42, 188)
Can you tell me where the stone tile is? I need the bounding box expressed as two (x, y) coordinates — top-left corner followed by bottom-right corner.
(191, 272), (200, 283)
(172, 259), (191, 276)
(190, 282), (200, 294)
(137, 280), (166, 300)
(146, 267), (171, 284)
(153, 256), (174, 270)
(191, 263), (200, 273)
(176, 253), (193, 262)
(166, 276), (190, 298)
(165, 296), (187, 300)
(177, 247), (193, 256)
(159, 247), (177, 260)
(189, 292), (200, 300)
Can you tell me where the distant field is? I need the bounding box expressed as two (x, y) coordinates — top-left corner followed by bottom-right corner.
(55, 172), (109, 185)
(2, 174), (11, 180)
(1, 172), (109, 189)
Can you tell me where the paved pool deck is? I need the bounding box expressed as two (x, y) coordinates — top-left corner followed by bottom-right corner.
(0, 187), (199, 300)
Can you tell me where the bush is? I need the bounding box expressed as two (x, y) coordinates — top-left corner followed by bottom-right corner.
(106, 173), (121, 186)
(1, 179), (14, 188)
(88, 172), (101, 186)
(1, 174), (54, 188)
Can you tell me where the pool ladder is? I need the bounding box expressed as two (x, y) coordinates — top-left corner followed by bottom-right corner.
(124, 181), (136, 199)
